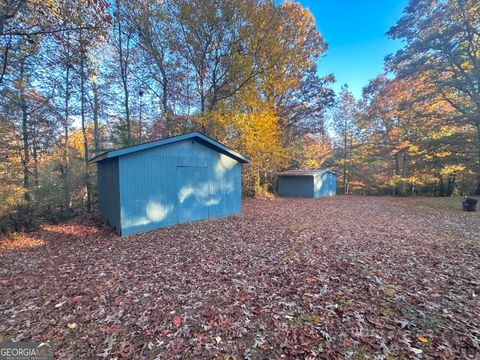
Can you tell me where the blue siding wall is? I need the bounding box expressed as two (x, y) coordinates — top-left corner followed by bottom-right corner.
(117, 139), (242, 236)
(278, 176), (314, 197)
(97, 158), (120, 230)
(313, 172), (337, 197)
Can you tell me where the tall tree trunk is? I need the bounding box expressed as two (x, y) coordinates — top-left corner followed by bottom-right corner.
(159, 65), (170, 136)
(475, 120), (480, 195)
(19, 58), (30, 201)
(117, 17), (131, 145)
(32, 118), (38, 188)
(120, 68), (131, 145)
(63, 61), (70, 210)
(402, 152), (407, 196)
(343, 129), (348, 195)
(138, 91), (143, 141)
(394, 151), (401, 196)
(446, 174), (455, 197)
(80, 39), (91, 212)
(348, 131), (353, 194)
(199, 71), (206, 117)
(0, 36), (11, 85)
(439, 177), (446, 197)
(92, 74), (100, 152)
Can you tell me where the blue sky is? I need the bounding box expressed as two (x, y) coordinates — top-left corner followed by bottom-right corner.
(298, 0), (408, 98)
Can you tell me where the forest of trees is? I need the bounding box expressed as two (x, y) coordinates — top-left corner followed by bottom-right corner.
(0, 0), (479, 232)
(333, 0), (480, 198)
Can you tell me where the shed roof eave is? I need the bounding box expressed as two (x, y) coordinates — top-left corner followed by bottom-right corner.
(89, 152), (108, 164)
(278, 173), (315, 177)
(277, 169), (338, 177)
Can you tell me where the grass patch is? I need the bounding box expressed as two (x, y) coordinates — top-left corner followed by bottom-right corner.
(400, 304), (445, 329)
(384, 284), (402, 298)
(399, 196), (480, 216)
(297, 313), (323, 326)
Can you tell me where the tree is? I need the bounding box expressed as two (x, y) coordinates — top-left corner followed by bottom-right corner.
(2, 37), (48, 202)
(331, 85), (359, 194)
(130, 0), (175, 135)
(357, 73), (471, 196)
(0, 0), (337, 225)
(112, 0), (136, 145)
(386, 0), (480, 193)
(276, 68), (335, 140)
(62, 1), (110, 212)
(0, 0), (109, 85)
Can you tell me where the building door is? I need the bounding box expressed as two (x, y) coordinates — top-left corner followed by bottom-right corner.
(176, 166), (210, 224)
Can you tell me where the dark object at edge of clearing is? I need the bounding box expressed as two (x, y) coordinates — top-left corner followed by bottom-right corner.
(463, 197), (478, 212)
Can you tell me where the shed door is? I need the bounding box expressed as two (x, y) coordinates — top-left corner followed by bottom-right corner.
(176, 166), (210, 223)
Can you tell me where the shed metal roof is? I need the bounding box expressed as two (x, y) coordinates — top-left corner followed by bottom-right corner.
(276, 169), (338, 176)
(89, 131), (251, 164)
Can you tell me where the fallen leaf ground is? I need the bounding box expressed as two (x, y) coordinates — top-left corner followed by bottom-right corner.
(1, 196), (479, 359)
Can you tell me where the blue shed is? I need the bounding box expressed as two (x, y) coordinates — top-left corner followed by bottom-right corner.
(277, 169), (337, 198)
(90, 132), (250, 236)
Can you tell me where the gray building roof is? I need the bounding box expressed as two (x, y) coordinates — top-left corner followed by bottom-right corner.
(277, 169), (338, 176)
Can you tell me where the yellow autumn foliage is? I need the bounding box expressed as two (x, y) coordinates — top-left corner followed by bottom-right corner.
(197, 103), (288, 195)
(440, 164), (465, 177)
